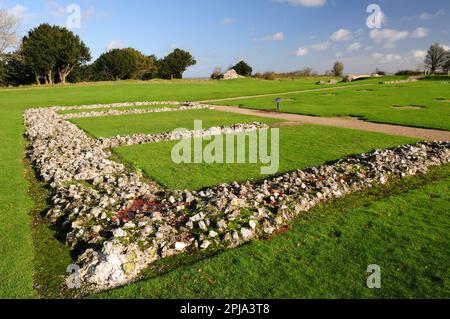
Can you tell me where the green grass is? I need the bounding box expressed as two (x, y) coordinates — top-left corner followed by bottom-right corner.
(26, 160), (73, 299)
(92, 165), (450, 299)
(1, 77), (360, 298)
(0, 76), (446, 298)
(0, 117), (35, 298)
(216, 80), (450, 131)
(4, 77), (365, 107)
(71, 109), (281, 138)
(57, 104), (180, 115)
(114, 125), (417, 190)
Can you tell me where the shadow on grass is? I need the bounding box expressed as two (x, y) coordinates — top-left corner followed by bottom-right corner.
(25, 155), (76, 299)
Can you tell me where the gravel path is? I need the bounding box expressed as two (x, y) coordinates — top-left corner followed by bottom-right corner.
(214, 105), (450, 141)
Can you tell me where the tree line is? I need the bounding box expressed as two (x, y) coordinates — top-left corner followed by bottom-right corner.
(0, 22), (196, 86)
(251, 43), (450, 81)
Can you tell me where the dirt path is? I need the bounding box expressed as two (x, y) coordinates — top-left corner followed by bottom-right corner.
(199, 84), (374, 103)
(214, 105), (450, 141)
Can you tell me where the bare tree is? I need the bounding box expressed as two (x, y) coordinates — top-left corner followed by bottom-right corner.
(0, 9), (21, 55)
(210, 67), (223, 80)
(444, 51), (450, 75)
(425, 44), (448, 73)
(332, 61), (344, 77)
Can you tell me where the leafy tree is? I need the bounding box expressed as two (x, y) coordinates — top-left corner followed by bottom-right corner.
(93, 48), (158, 81)
(425, 44), (448, 73)
(123, 48), (158, 80)
(332, 61), (344, 77)
(158, 48), (196, 79)
(21, 24), (91, 84)
(93, 48), (137, 81)
(67, 64), (95, 83)
(54, 27), (91, 83)
(21, 24), (58, 84)
(232, 60), (252, 77)
(0, 51), (33, 86)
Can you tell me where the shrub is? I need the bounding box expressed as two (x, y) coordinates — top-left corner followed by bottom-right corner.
(395, 70), (421, 76)
(232, 60), (253, 77)
(210, 67), (223, 80)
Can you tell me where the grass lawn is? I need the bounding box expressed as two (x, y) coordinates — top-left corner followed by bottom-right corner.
(0, 76), (446, 298)
(3, 77), (363, 108)
(216, 79), (450, 131)
(2, 77), (361, 298)
(92, 165), (450, 299)
(71, 109), (281, 138)
(114, 125), (417, 190)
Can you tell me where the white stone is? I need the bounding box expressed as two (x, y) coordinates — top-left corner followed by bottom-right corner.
(209, 230), (219, 238)
(175, 242), (188, 251)
(200, 240), (211, 249)
(241, 228), (253, 240)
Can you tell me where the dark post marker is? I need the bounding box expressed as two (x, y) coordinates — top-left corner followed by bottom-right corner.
(275, 98), (283, 112)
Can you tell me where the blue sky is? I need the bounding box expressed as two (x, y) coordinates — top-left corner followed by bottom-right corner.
(2, 0), (449, 77)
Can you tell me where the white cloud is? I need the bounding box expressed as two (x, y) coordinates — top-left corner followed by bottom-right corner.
(7, 4), (26, 18)
(371, 52), (403, 64)
(330, 28), (351, 42)
(370, 28), (409, 42)
(335, 52), (343, 57)
(347, 42), (361, 52)
(7, 4), (36, 20)
(277, 0), (327, 7)
(296, 47), (309, 56)
(371, 53), (383, 59)
(411, 27), (429, 39)
(222, 17), (234, 25)
(412, 50), (427, 60)
(301, 28), (352, 55)
(441, 45), (450, 51)
(263, 32), (285, 41)
(81, 6), (110, 22)
(107, 40), (123, 51)
(46, 0), (66, 18)
(370, 28), (409, 48)
(420, 8), (446, 20)
(311, 41), (331, 50)
(383, 43), (396, 49)
(383, 54), (402, 62)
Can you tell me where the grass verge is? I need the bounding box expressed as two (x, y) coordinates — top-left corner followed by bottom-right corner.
(25, 158), (74, 299)
(215, 80), (450, 131)
(113, 125), (417, 190)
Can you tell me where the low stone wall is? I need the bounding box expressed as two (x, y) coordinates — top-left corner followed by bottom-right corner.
(97, 122), (268, 148)
(63, 103), (215, 120)
(382, 78), (419, 85)
(24, 103), (450, 293)
(49, 101), (184, 112)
